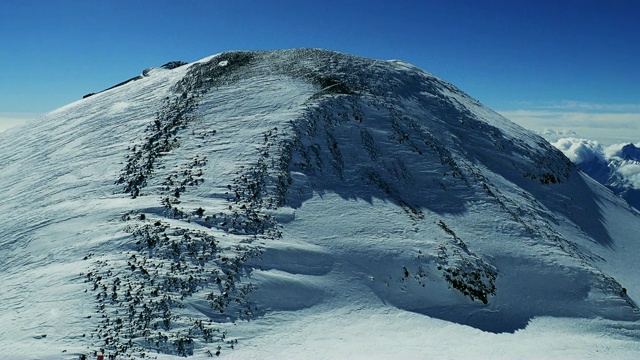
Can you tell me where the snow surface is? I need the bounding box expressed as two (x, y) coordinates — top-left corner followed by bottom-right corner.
(0, 49), (639, 359)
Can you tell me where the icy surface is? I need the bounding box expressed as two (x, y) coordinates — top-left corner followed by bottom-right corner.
(0, 49), (639, 359)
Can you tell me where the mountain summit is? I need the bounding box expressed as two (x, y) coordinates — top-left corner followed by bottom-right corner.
(1, 49), (639, 359)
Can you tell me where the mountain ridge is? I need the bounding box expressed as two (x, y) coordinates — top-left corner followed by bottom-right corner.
(1, 49), (639, 359)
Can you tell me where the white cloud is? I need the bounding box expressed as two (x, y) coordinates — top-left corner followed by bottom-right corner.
(507, 101), (640, 113)
(550, 138), (640, 164)
(617, 163), (640, 188)
(498, 103), (640, 145)
(0, 113), (41, 132)
(549, 138), (640, 190)
(499, 109), (640, 129)
(603, 142), (633, 159)
(551, 138), (605, 164)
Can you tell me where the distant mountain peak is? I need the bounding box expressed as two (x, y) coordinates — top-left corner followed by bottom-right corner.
(620, 143), (640, 161)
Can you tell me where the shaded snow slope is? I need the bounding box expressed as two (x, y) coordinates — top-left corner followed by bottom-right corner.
(1, 49), (639, 359)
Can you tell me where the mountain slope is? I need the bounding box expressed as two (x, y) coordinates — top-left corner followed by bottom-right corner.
(1, 49), (639, 359)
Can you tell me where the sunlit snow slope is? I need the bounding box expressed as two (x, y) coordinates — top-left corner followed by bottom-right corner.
(1, 49), (639, 359)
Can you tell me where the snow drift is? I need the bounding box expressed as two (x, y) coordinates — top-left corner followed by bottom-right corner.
(1, 49), (639, 359)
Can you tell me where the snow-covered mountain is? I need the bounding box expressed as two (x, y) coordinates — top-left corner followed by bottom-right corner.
(1, 49), (639, 359)
(553, 138), (640, 211)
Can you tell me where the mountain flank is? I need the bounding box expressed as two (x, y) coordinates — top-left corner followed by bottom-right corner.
(1, 49), (639, 359)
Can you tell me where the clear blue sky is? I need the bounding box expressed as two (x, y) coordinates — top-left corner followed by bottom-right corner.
(1, 0), (639, 143)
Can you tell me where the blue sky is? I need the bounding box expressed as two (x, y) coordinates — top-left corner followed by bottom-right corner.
(1, 0), (639, 143)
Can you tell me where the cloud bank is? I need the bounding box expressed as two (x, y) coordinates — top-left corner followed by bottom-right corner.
(0, 113), (40, 132)
(551, 137), (640, 190)
(617, 164), (640, 188)
(553, 138), (605, 164)
(498, 101), (640, 145)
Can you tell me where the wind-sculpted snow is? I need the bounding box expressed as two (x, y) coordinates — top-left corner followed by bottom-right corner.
(1, 49), (640, 359)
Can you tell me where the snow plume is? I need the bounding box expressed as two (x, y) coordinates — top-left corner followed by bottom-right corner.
(552, 138), (605, 164)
